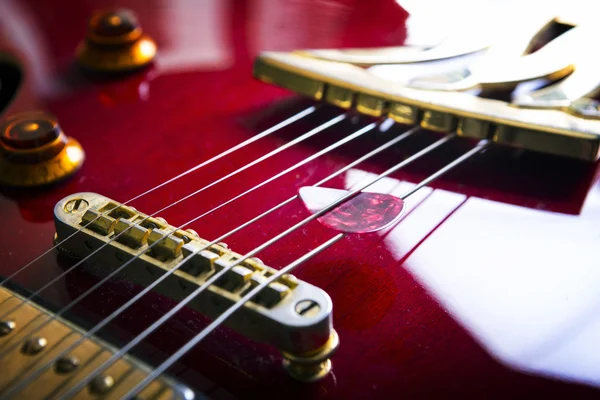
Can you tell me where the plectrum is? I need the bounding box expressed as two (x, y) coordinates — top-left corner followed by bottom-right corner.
(298, 187), (405, 233)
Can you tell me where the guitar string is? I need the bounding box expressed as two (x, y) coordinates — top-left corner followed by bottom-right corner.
(0, 112), (350, 364)
(2, 121), (414, 397)
(57, 132), (465, 399)
(0, 116), (372, 364)
(3, 123), (421, 397)
(124, 140), (490, 399)
(0, 106), (316, 288)
(0, 113), (345, 325)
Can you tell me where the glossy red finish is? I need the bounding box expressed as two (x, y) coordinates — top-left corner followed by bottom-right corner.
(1, 1), (600, 399)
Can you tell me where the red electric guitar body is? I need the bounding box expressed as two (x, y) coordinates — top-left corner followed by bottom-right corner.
(1, 1), (600, 398)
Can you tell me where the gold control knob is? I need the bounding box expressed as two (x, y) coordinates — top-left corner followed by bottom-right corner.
(0, 111), (85, 186)
(76, 9), (157, 73)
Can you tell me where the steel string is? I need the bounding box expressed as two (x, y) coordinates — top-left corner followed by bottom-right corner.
(0, 106), (316, 288)
(0, 118), (403, 398)
(123, 139), (490, 398)
(3, 124), (421, 396)
(0, 115), (363, 363)
(0, 113), (345, 325)
(57, 132), (459, 399)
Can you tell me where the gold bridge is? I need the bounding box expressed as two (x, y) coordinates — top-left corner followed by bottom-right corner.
(253, 11), (600, 161)
(54, 193), (338, 382)
(0, 286), (192, 399)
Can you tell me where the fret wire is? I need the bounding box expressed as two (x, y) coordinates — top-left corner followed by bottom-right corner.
(0, 106), (317, 289)
(0, 117), (400, 398)
(57, 130), (454, 399)
(0, 112), (345, 327)
(125, 138), (489, 399)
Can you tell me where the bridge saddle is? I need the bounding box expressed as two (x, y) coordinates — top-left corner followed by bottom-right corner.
(54, 193), (337, 382)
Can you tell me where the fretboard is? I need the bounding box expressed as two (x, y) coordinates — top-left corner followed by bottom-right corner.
(0, 286), (191, 399)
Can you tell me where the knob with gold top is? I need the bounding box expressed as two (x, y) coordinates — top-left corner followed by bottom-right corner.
(0, 111), (85, 187)
(76, 9), (157, 73)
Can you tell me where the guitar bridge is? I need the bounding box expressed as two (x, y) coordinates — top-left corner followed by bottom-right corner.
(253, 15), (600, 161)
(54, 193), (338, 382)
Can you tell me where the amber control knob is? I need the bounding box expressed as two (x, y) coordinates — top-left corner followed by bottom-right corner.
(0, 111), (85, 187)
(76, 9), (156, 73)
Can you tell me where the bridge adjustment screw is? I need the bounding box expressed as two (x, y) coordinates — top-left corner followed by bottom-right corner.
(283, 359), (332, 382)
(282, 330), (340, 382)
(64, 198), (89, 214)
(295, 300), (321, 317)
